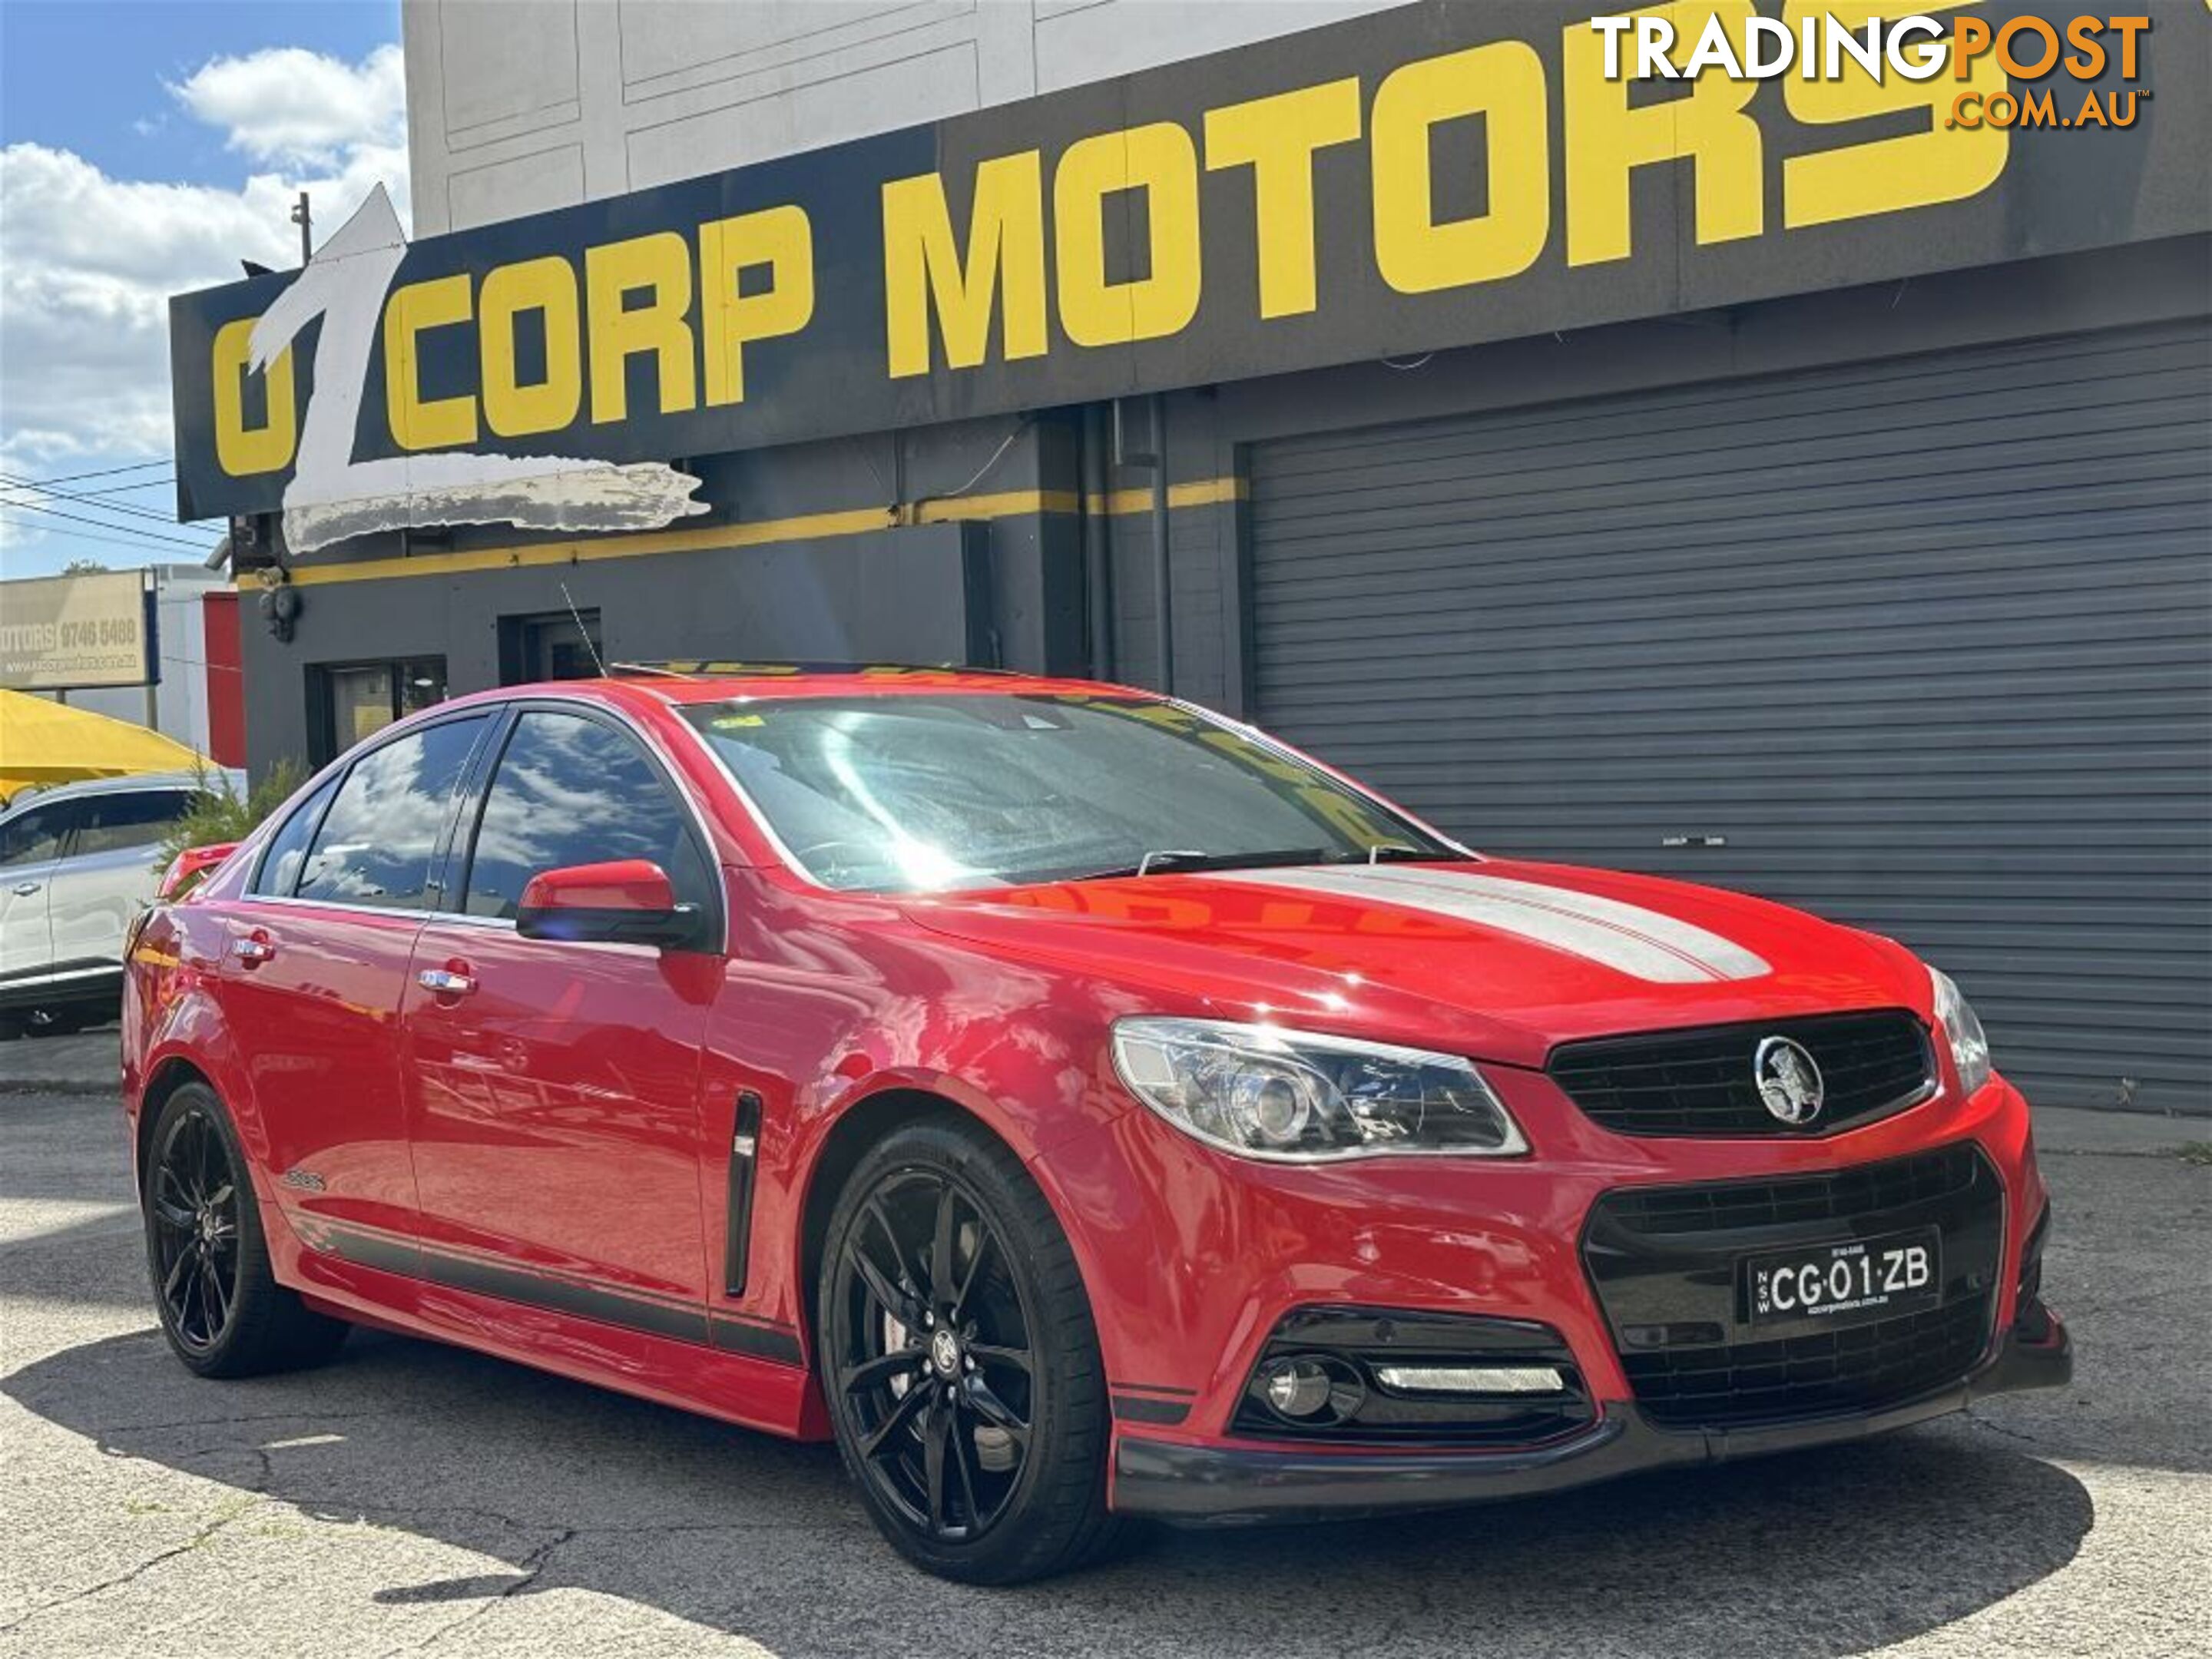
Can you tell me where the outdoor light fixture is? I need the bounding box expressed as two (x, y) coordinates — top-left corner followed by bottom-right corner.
(1371, 1365), (1565, 1396)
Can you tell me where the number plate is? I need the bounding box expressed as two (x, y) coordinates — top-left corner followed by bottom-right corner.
(1744, 1229), (1942, 1327)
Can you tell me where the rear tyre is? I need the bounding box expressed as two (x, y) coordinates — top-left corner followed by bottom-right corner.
(143, 1081), (349, 1378)
(820, 1118), (1123, 1584)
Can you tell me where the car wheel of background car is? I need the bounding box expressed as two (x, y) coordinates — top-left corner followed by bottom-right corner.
(143, 1081), (349, 1378)
(820, 1117), (1123, 1584)
(26, 1005), (95, 1037)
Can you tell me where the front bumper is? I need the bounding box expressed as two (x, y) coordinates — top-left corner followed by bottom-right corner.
(1114, 1313), (2070, 1524)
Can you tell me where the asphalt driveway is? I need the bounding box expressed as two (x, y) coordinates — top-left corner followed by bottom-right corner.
(2, 1084), (2205, 1658)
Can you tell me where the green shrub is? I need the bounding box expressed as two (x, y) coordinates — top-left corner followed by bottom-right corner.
(158, 760), (306, 887)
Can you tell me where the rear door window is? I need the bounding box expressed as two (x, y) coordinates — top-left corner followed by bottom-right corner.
(0, 802), (79, 867)
(460, 710), (712, 921)
(252, 776), (341, 897)
(71, 790), (197, 857)
(296, 717), (489, 911)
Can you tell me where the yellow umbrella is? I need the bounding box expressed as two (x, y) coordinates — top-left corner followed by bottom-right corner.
(0, 689), (207, 804)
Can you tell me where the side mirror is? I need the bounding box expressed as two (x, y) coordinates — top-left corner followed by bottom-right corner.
(515, 859), (704, 950)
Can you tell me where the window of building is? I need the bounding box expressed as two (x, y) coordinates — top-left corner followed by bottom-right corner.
(498, 611), (602, 684)
(459, 710), (710, 920)
(313, 657), (449, 762)
(294, 715), (488, 911)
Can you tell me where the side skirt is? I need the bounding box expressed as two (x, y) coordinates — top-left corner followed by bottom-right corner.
(263, 1204), (832, 1442)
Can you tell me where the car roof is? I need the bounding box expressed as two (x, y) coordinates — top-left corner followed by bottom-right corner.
(469, 664), (1159, 710)
(0, 770), (218, 816)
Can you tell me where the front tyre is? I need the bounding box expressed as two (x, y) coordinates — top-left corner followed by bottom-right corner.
(143, 1081), (349, 1378)
(820, 1118), (1121, 1584)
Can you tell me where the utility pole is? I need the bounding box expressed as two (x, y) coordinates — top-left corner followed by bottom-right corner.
(290, 191), (312, 264)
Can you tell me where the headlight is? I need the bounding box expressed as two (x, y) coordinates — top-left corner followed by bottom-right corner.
(1109, 1018), (1526, 1161)
(1929, 967), (1993, 1096)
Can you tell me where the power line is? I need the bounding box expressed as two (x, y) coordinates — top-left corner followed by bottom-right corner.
(0, 497), (217, 551)
(0, 512), (214, 558)
(8, 458), (173, 487)
(75, 476), (177, 496)
(0, 473), (190, 529)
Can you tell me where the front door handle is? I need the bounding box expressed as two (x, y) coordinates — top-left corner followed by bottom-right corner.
(231, 931), (276, 966)
(418, 965), (476, 996)
(11, 881), (38, 897)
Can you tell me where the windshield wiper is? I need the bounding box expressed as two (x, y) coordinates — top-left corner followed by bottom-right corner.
(1061, 847), (1335, 882)
(1330, 843), (1439, 865)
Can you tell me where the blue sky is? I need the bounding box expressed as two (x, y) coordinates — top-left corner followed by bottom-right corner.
(0, 1), (402, 578)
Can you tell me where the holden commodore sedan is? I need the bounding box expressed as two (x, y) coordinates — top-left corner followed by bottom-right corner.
(122, 667), (2068, 1583)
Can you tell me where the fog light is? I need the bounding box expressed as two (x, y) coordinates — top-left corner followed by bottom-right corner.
(1373, 1364), (1565, 1395)
(1261, 1356), (1335, 1419)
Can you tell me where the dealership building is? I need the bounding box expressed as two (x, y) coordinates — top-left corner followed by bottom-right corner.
(167, 1), (2209, 1111)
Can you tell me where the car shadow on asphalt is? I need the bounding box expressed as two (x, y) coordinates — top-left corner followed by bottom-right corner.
(6, 1323), (2094, 1658)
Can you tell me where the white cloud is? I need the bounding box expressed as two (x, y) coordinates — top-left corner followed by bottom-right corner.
(0, 45), (408, 557)
(171, 43), (406, 171)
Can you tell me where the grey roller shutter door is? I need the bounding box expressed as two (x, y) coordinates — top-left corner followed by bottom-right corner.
(1248, 317), (2211, 1112)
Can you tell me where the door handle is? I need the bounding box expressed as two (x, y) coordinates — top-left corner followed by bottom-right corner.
(11, 882), (38, 897)
(418, 965), (476, 996)
(230, 932), (276, 966)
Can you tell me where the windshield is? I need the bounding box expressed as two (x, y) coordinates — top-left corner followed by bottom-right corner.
(681, 693), (1458, 892)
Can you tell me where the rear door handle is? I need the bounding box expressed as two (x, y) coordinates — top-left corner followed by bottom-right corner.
(231, 932), (276, 966)
(11, 882), (39, 897)
(417, 966), (476, 996)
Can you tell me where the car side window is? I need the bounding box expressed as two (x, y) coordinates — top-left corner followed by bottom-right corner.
(296, 717), (488, 911)
(461, 710), (713, 922)
(0, 802), (80, 867)
(252, 776), (341, 897)
(71, 790), (196, 857)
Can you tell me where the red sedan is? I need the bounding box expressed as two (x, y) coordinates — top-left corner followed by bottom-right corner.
(121, 667), (2069, 1582)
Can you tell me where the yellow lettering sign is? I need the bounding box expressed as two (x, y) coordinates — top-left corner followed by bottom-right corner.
(1204, 79), (1362, 318)
(586, 231), (697, 423)
(1565, 1), (1762, 267)
(882, 153), (1048, 378)
(1371, 43), (1550, 294)
(1783, 0), (2006, 228)
(383, 273), (478, 450)
(1055, 123), (1204, 348)
(700, 205), (816, 406)
(479, 257), (583, 437)
(210, 318), (296, 477)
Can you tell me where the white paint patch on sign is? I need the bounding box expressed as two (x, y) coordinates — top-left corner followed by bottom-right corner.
(248, 186), (707, 555)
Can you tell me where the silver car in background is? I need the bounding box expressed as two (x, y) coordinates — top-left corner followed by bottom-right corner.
(0, 773), (217, 1038)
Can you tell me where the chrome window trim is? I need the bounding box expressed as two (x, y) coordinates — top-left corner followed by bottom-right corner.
(283, 710), (497, 914)
(669, 687), (1474, 896)
(227, 692), (730, 957)
(456, 694), (730, 955)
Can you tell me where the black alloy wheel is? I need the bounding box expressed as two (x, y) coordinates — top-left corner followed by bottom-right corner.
(149, 1098), (241, 1353)
(820, 1118), (1120, 1583)
(141, 1081), (349, 1377)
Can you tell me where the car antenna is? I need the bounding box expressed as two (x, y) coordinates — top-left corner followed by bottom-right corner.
(559, 582), (611, 678)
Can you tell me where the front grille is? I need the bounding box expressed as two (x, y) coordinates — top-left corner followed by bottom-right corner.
(1584, 1144), (2004, 1430)
(1602, 1141), (1982, 1236)
(1623, 1295), (1992, 1428)
(1548, 1008), (1936, 1137)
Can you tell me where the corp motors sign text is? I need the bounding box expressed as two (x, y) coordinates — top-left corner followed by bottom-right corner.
(168, 0), (2207, 549)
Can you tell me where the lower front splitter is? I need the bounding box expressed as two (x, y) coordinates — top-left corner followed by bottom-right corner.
(1111, 1316), (2071, 1526)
